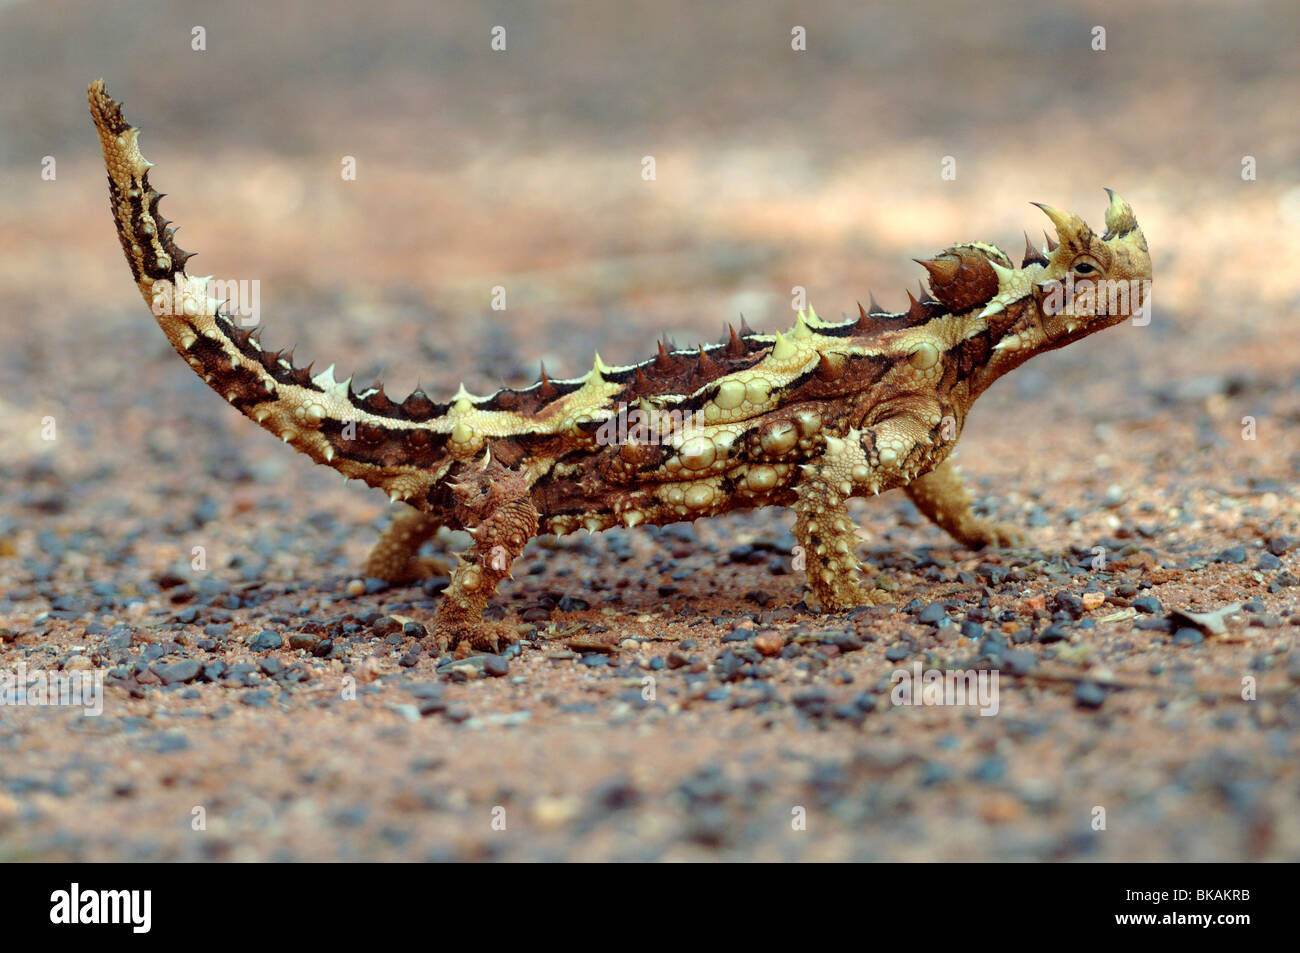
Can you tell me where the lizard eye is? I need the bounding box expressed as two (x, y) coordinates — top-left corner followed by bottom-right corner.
(1071, 260), (1099, 276)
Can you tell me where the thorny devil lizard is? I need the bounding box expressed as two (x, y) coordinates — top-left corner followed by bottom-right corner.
(89, 81), (1153, 655)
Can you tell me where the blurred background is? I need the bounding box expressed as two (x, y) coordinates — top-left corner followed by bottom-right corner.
(1, 0), (1298, 527)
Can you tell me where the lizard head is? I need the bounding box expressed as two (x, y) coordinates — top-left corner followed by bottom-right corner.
(918, 191), (1151, 392)
(1029, 189), (1152, 339)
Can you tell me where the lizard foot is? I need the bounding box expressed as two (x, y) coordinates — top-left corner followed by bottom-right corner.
(957, 519), (1025, 549)
(433, 619), (518, 657)
(815, 581), (895, 612)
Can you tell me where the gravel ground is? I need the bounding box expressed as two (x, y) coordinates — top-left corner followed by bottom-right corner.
(2, 0), (1299, 861)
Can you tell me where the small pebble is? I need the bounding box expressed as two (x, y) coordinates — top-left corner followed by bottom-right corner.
(1074, 682), (1107, 709)
(249, 630), (283, 651)
(153, 659), (202, 685)
(1081, 592), (1105, 611)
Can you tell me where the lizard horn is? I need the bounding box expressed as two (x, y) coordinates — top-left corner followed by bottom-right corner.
(1031, 201), (1092, 251)
(1102, 188), (1137, 237)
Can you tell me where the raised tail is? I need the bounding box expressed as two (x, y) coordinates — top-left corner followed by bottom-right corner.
(88, 80), (455, 506)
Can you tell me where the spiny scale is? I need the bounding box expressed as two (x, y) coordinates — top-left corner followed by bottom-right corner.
(89, 79), (1151, 653)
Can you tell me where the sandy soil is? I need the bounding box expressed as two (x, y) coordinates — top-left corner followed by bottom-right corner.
(1, 0), (1298, 860)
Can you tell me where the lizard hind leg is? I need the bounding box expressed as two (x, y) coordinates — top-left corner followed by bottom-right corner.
(903, 458), (1024, 549)
(432, 456), (540, 655)
(363, 506), (452, 584)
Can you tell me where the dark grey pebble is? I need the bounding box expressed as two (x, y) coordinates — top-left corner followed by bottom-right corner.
(1053, 592), (1085, 619)
(241, 690), (274, 708)
(832, 632), (863, 653)
(1270, 571), (1299, 591)
(1132, 597), (1162, 614)
(152, 659), (201, 685)
(828, 703), (862, 721)
(1074, 682), (1107, 709)
(970, 755), (1007, 784)
(916, 602), (948, 624)
(1134, 617), (1173, 632)
(853, 692), (877, 713)
(249, 630), (283, 651)
(1172, 628), (1204, 646)
(417, 695), (447, 716)
(593, 777), (641, 811)
(138, 732), (190, 754)
(791, 688), (828, 716)
(100, 635), (131, 657)
(920, 761), (954, 786)
(665, 650), (690, 669)
(437, 655), (488, 677)
(259, 657), (285, 677)
(333, 805), (369, 828)
(1000, 649), (1036, 675)
(713, 650), (743, 682)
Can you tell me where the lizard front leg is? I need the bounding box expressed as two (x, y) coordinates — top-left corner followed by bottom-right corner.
(363, 506), (452, 583)
(794, 409), (955, 611)
(432, 456), (539, 655)
(792, 430), (895, 611)
(903, 458), (1025, 548)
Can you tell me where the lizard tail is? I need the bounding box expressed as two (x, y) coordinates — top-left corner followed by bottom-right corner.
(88, 80), (454, 506)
